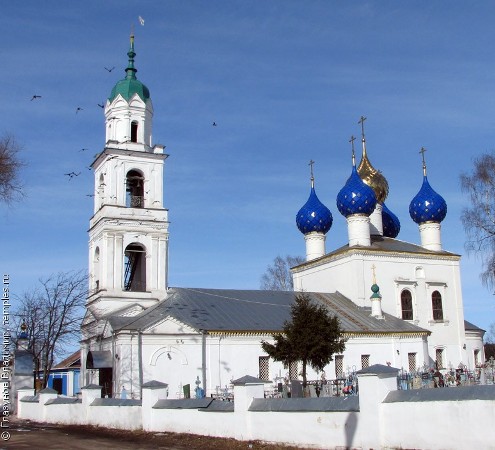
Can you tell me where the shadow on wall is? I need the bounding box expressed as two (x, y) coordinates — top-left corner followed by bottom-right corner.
(345, 411), (358, 449)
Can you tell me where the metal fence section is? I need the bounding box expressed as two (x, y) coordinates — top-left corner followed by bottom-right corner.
(397, 358), (495, 390)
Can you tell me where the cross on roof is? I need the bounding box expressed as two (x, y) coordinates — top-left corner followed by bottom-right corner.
(419, 147), (427, 176)
(309, 159), (315, 186)
(349, 135), (356, 165)
(358, 116), (367, 140)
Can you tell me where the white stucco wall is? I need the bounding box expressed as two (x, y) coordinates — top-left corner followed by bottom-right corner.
(18, 375), (495, 450)
(292, 248), (480, 369)
(108, 325), (430, 399)
(382, 399), (495, 450)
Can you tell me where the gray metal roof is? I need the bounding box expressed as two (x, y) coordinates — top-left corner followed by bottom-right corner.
(356, 364), (399, 375)
(384, 385), (495, 403)
(14, 350), (33, 376)
(39, 387), (58, 394)
(45, 397), (81, 405)
(109, 288), (429, 336)
(249, 396), (359, 412)
(199, 400), (234, 412)
(81, 384), (102, 390)
(332, 236), (459, 258)
(293, 236), (460, 272)
(232, 375), (269, 385)
(153, 398), (214, 409)
(142, 380), (168, 389)
(86, 350), (112, 369)
(465, 320), (485, 332)
(91, 398), (142, 407)
(20, 395), (39, 403)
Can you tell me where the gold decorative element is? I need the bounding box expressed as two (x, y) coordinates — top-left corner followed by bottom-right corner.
(356, 116), (389, 203)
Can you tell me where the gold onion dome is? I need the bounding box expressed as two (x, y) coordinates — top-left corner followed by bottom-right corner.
(356, 116), (389, 203)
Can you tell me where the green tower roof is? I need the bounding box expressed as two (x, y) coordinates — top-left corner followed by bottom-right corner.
(108, 34), (150, 103)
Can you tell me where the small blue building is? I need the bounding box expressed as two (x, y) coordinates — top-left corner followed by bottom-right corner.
(47, 351), (81, 396)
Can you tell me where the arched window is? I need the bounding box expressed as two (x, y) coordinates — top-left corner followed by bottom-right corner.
(126, 170), (144, 208)
(123, 243), (146, 292)
(401, 290), (413, 320)
(432, 290), (443, 321)
(94, 247), (100, 291)
(131, 121), (138, 143)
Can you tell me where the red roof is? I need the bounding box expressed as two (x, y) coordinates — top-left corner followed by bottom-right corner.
(53, 350), (81, 369)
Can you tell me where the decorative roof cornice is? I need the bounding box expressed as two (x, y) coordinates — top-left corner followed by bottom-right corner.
(292, 244), (460, 273)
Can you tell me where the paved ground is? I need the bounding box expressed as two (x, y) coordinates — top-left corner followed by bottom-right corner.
(1, 417), (311, 450)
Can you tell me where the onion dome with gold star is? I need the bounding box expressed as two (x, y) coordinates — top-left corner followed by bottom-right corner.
(409, 148), (447, 224)
(356, 116), (389, 204)
(337, 140), (377, 218)
(382, 202), (400, 238)
(296, 162), (333, 234)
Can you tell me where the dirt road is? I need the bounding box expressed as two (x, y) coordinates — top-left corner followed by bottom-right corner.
(2, 417), (311, 450)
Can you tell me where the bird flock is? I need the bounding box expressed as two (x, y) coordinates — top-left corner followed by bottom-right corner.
(29, 15), (219, 199)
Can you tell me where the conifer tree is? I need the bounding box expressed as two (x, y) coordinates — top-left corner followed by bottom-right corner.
(261, 293), (346, 387)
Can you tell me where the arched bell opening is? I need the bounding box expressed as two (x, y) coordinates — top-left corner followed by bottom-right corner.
(123, 243), (146, 292)
(125, 169), (144, 208)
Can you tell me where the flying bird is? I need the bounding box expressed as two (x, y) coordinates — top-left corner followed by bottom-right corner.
(212, 122), (217, 127)
(97, 103), (105, 109)
(86, 194), (95, 197)
(76, 107), (83, 114)
(78, 148), (88, 152)
(64, 172), (81, 180)
(30, 95), (41, 101)
(138, 16), (145, 26)
(104, 66), (115, 72)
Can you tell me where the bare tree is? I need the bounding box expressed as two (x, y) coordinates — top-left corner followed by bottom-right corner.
(0, 134), (24, 204)
(13, 271), (87, 388)
(485, 323), (495, 344)
(260, 255), (304, 291)
(460, 153), (495, 289)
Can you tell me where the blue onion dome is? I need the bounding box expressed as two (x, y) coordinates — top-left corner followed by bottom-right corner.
(382, 202), (401, 238)
(409, 175), (447, 224)
(109, 34), (150, 103)
(296, 185), (333, 234)
(337, 165), (377, 218)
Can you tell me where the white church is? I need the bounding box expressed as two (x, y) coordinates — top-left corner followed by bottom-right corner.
(81, 35), (485, 399)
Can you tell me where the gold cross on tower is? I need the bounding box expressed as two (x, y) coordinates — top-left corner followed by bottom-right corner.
(358, 116), (367, 141)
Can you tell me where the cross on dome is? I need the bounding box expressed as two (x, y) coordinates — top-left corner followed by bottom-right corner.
(419, 147), (427, 176)
(349, 135), (356, 166)
(308, 159), (315, 187)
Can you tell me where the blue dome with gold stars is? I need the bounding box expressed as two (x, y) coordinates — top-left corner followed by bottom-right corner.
(409, 175), (447, 224)
(296, 186), (333, 235)
(337, 166), (377, 218)
(382, 202), (400, 238)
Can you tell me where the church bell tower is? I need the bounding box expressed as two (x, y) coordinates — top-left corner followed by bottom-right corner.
(87, 34), (169, 316)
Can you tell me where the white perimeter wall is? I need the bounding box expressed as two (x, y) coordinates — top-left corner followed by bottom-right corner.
(17, 377), (495, 450)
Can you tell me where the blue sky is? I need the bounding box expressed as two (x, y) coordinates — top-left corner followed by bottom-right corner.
(1, 2), (494, 334)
